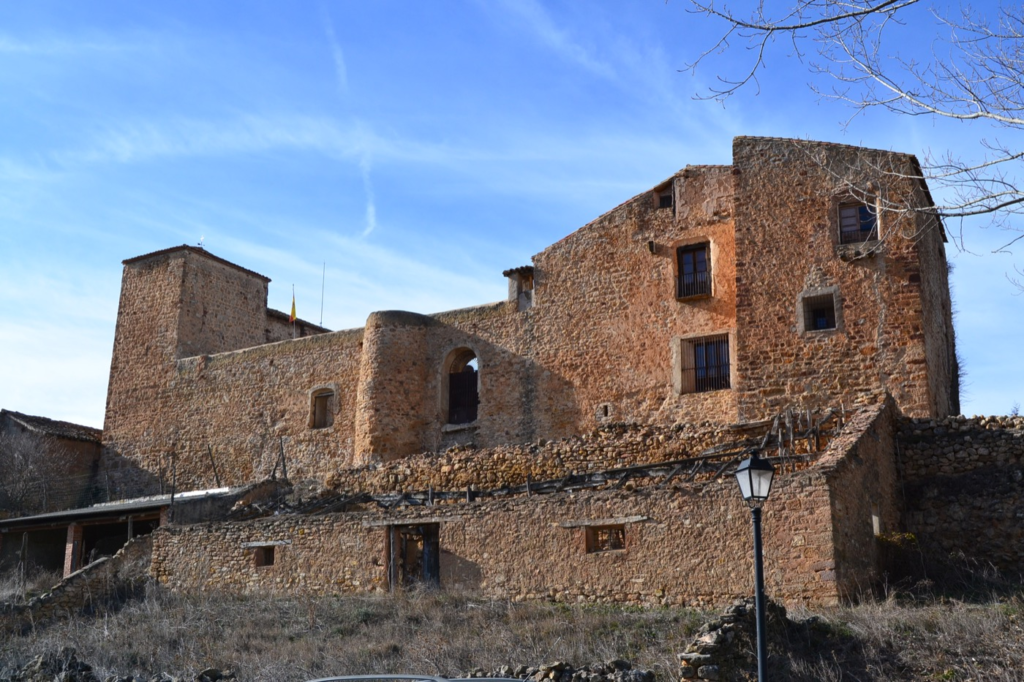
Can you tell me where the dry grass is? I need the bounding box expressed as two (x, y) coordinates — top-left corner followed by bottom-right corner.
(0, 566), (63, 604)
(2, 575), (1023, 681)
(0, 585), (701, 682)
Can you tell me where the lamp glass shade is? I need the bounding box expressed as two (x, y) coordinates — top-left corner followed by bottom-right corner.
(735, 455), (775, 506)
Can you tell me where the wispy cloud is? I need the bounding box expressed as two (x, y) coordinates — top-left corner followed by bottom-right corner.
(319, 5), (349, 96)
(485, 0), (614, 79)
(59, 115), (373, 166)
(359, 152), (377, 236)
(0, 33), (143, 55)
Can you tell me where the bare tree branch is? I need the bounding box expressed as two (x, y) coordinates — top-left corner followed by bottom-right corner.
(684, 0), (1024, 289)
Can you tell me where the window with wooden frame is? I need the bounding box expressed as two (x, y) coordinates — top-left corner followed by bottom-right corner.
(585, 525), (626, 553)
(838, 202), (878, 244)
(677, 243), (711, 298)
(680, 334), (730, 394)
(311, 389), (334, 429)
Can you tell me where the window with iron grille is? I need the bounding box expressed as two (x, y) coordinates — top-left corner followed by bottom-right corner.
(838, 203), (878, 244)
(586, 525), (626, 553)
(677, 243), (711, 298)
(680, 334), (730, 394)
(803, 293), (837, 331)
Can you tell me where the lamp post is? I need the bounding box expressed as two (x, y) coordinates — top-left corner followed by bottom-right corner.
(735, 452), (776, 682)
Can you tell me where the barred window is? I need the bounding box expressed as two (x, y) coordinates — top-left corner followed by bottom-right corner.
(839, 203), (878, 244)
(803, 293), (837, 331)
(677, 244), (711, 298)
(586, 525), (626, 553)
(680, 334), (730, 394)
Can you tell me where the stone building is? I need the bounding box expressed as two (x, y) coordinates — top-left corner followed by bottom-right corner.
(2, 136), (980, 607)
(100, 136), (957, 492)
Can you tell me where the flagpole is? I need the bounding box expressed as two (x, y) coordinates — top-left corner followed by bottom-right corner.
(320, 262), (326, 327)
(291, 284), (296, 340)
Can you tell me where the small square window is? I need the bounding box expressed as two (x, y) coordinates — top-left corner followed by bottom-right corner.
(254, 546), (275, 567)
(803, 293), (837, 331)
(839, 203), (878, 244)
(677, 243), (711, 298)
(659, 193), (673, 209)
(586, 525), (626, 553)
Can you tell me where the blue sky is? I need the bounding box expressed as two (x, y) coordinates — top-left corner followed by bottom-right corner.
(0, 1), (1020, 428)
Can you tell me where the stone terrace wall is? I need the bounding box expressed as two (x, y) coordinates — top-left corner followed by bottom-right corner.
(897, 414), (1024, 571)
(328, 420), (790, 494)
(152, 473), (842, 607)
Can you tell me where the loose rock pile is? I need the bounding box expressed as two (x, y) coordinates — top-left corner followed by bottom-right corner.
(0, 649), (235, 682)
(676, 598), (789, 681)
(463, 660), (655, 682)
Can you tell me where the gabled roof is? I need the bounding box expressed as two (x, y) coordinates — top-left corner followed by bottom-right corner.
(0, 409), (101, 444)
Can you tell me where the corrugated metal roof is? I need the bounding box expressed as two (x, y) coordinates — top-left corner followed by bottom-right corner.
(0, 488), (238, 530)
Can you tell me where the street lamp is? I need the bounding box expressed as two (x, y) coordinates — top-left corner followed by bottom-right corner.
(735, 451), (775, 682)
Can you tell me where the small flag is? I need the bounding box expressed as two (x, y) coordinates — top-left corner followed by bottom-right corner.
(290, 290), (296, 323)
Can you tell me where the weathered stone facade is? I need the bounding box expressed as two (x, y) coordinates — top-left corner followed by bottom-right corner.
(4, 135), (974, 608)
(100, 137), (957, 493)
(151, 401), (898, 607)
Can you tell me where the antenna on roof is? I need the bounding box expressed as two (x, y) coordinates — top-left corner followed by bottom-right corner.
(198, 235), (205, 249)
(320, 262), (326, 327)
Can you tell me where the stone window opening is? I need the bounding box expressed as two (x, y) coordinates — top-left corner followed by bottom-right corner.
(797, 287), (842, 335)
(309, 388), (335, 429)
(654, 181), (674, 211)
(254, 546), (275, 567)
(586, 525), (626, 553)
(676, 333), (731, 394)
(444, 348), (479, 425)
(676, 243), (712, 298)
(838, 201), (878, 244)
(803, 293), (837, 331)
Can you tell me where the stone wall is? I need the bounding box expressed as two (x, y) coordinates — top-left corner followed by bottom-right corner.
(1, 535), (151, 632)
(818, 399), (900, 599)
(152, 473), (844, 607)
(329, 421), (785, 494)
(151, 405), (889, 608)
(897, 414), (1024, 571)
(100, 138), (957, 492)
(528, 165), (739, 431)
(730, 137), (955, 421)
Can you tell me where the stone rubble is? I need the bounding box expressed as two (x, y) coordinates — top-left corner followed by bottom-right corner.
(463, 660), (654, 682)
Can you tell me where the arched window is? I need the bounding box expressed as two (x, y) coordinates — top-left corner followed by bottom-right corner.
(445, 349), (479, 425)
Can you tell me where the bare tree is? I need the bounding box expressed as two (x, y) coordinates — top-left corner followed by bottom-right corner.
(0, 429), (75, 515)
(684, 1), (1024, 256)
